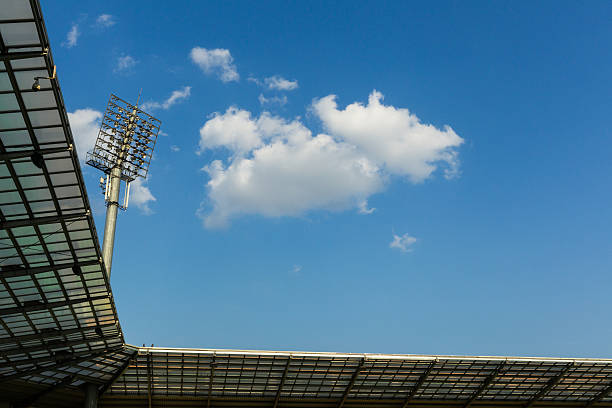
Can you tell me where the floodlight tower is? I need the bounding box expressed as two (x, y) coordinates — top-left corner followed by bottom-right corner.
(86, 94), (161, 278)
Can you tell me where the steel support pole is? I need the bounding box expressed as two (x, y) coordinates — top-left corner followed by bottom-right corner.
(83, 383), (98, 408)
(101, 166), (121, 278)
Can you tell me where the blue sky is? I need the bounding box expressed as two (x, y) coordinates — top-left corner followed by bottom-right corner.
(43, 0), (612, 357)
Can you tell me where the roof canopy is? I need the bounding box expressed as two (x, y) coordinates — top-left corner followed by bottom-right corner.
(101, 347), (612, 407)
(0, 0), (131, 405)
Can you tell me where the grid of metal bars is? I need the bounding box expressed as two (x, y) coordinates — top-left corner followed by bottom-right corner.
(86, 93), (160, 182)
(103, 349), (612, 407)
(0, 0), (131, 402)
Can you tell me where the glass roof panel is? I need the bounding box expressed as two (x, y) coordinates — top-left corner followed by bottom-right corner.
(34, 126), (64, 143)
(10, 57), (46, 70)
(27, 109), (60, 127)
(0, 112), (26, 130)
(0, 93), (19, 111)
(0, 23), (40, 46)
(0, 0), (35, 20)
(0, 72), (12, 91)
(0, 129), (30, 146)
(22, 91), (55, 110)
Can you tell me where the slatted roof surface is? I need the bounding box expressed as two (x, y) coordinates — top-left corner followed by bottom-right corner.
(0, 0), (132, 405)
(101, 347), (612, 407)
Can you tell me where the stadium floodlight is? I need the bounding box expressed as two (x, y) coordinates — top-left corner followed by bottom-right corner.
(86, 93), (161, 277)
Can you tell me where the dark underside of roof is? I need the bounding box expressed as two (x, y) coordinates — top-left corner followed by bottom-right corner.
(1, 1), (612, 407)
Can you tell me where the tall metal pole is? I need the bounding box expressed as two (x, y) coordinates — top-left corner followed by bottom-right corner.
(101, 166), (121, 278)
(84, 383), (98, 408)
(101, 105), (137, 278)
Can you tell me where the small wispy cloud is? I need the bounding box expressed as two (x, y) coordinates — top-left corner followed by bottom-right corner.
(170, 145), (180, 152)
(264, 75), (298, 91)
(357, 200), (375, 214)
(249, 75), (299, 91)
(258, 93), (287, 106)
(96, 14), (116, 27)
(190, 47), (239, 82)
(289, 264), (302, 277)
(63, 24), (79, 48)
(142, 86), (191, 111)
(389, 233), (417, 253)
(115, 55), (137, 73)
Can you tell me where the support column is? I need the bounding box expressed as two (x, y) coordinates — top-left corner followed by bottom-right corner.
(101, 166), (121, 278)
(83, 383), (98, 408)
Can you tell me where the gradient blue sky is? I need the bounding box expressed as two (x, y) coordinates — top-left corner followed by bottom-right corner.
(42, 0), (612, 357)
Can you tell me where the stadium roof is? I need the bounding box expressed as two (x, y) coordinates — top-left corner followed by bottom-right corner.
(0, 0), (133, 405)
(1, 1), (612, 407)
(99, 347), (612, 408)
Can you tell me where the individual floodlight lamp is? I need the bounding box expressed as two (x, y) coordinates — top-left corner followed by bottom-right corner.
(86, 93), (161, 277)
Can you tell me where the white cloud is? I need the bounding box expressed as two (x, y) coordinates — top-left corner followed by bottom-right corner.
(197, 90), (463, 228)
(142, 86), (191, 111)
(357, 200), (375, 214)
(170, 145), (180, 152)
(258, 93), (288, 106)
(390, 233), (417, 253)
(129, 178), (156, 215)
(198, 107), (261, 154)
(115, 55), (136, 72)
(96, 14), (115, 27)
(313, 90), (463, 183)
(68, 108), (102, 162)
(63, 24), (79, 48)
(289, 265), (302, 277)
(264, 76), (298, 91)
(197, 109), (382, 228)
(190, 47), (239, 82)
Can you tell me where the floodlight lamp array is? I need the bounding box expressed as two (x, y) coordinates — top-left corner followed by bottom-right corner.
(86, 94), (161, 181)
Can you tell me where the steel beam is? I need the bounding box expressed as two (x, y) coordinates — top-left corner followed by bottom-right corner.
(0, 346), (124, 383)
(273, 358), (292, 408)
(0, 212), (90, 230)
(338, 358), (365, 408)
(0, 259), (101, 278)
(208, 355), (216, 408)
(401, 361), (436, 408)
(0, 294), (109, 317)
(0, 334), (119, 360)
(0, 146), (71, 161)
(586, 383), (612, 407)
(463, 361), (506, 408)
(0, 322), (117, 346)
(12, 373), (76, 408)
(525, 363), (574, 408)
(147, 352), (153, 408)
(97, 350), (137, 396)
(0, 346), (119, 369)
(0, 49), (47, 62)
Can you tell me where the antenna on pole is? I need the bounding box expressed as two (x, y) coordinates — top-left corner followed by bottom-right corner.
(86, 93), (161, 278)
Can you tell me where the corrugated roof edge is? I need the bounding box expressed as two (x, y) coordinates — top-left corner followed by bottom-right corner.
(126, 344), (612, 363)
